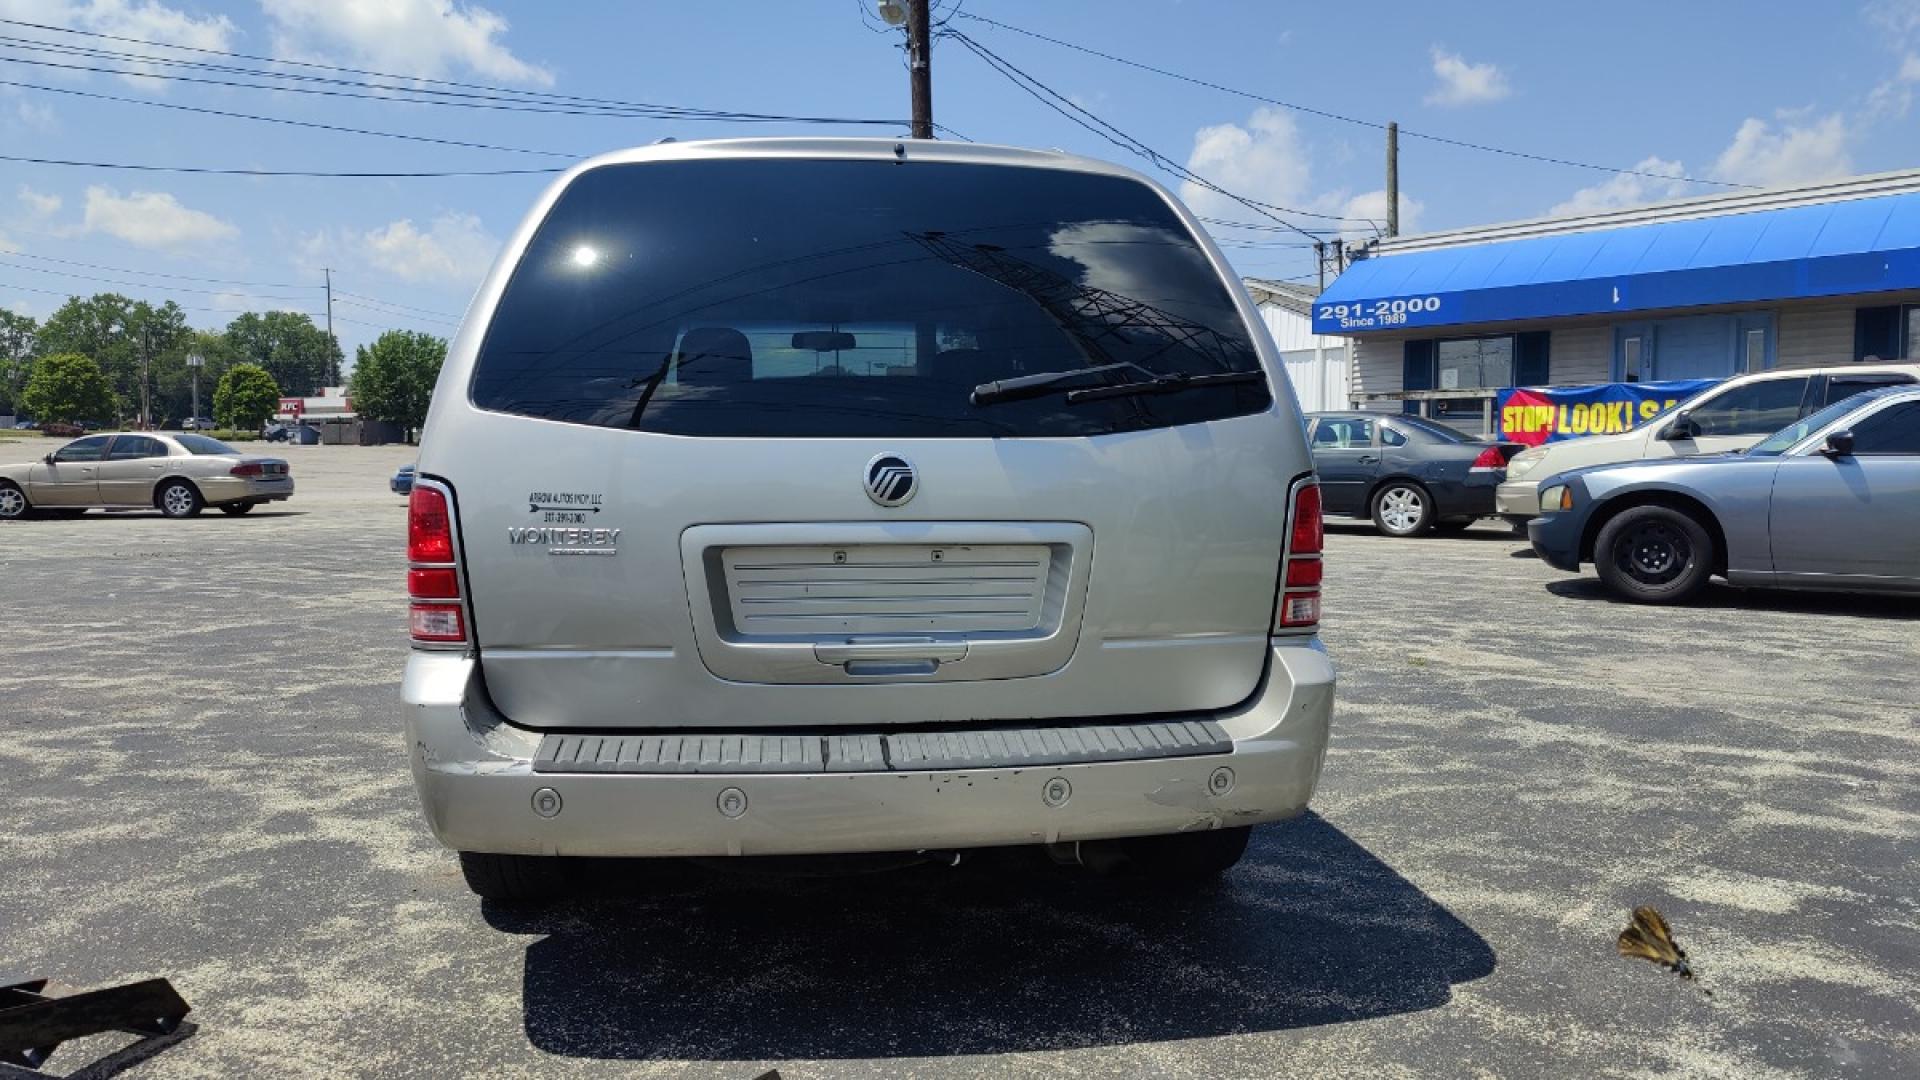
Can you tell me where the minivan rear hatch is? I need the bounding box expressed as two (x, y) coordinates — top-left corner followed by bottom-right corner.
(437, 146), (1295, 730)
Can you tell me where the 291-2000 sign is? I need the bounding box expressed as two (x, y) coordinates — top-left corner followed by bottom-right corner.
(1317, 296), (1441, 328)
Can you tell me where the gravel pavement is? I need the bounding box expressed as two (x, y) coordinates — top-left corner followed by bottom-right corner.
(2, 444), (1915, 1078)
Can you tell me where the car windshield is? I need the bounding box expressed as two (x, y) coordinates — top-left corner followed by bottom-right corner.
(1747, 392), (1879, 455)
(470, 158), (1271, 438)
(175, 434), (238, 455)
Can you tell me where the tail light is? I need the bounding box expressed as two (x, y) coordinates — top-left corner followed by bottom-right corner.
(1469, 445), (1506, 472)
(1275, 481), (1322, 632)
(229, 462), (263, 477)
(407, 483), (467, 647)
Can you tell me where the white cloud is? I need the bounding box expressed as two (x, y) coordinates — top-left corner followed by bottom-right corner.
(1337, 188), (1425, 236)
(14, 100), (56, 130)
(0, 230), (18, 255)
(1711, 113), (1852, 187)
(263, 0), (551, 85)
(1180, 106), (1312, 222)
(1424, 47), (1510, 107)
(356, 212), (499, 284)
(1181, 107), (1420, 246)
(82, 186), (238, 249)
(1549, 156), (1694, 216)
(17, 184), (61, 218)
(0, 1), (236, 85)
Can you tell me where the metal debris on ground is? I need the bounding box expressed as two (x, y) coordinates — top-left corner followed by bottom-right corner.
(0, 977), (193, 1079)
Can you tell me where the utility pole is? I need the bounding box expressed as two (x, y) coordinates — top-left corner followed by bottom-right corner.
(907, 0), (933, 139)
(1385, 121), (1400, 238)
(1315, 240), (1327, 292)
(186, 352), (203, 422)
(137, 321), (152, 430)
(323, 266), (337, 384)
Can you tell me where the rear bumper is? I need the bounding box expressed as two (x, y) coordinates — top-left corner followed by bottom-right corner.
(402, 640), (1336, 858)
(1494, 478), (1539, 519)
(196, 476), (294, 503)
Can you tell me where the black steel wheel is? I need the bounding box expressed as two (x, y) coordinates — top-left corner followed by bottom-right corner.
(1593, 505), (1715, 604)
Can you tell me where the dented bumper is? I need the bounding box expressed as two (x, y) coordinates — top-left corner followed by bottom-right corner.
(402, 641), (1335, 858)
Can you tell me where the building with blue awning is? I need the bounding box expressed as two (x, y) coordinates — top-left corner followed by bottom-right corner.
(1312, 169), (1920, 431)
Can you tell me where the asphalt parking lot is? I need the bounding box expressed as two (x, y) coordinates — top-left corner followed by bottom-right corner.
(3, 444), (1917, 1079)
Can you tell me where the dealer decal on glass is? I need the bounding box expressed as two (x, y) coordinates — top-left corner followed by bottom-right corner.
(1317, 296), (1441, 330)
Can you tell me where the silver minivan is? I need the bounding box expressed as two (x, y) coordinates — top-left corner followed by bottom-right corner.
(402, 138), (1335, 900)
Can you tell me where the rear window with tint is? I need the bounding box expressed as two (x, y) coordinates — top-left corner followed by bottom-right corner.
(176, 435), (237, 455)
(470, 158), (1271, 438)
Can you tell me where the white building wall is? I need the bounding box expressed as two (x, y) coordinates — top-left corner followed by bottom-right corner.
(1257, 302), (1351, 411)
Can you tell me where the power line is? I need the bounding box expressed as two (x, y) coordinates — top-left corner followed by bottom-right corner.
(0, 76), (578, 157)
(0, 152), (562, 177)
(333, 297), (460, 327)
(946, 29), (1345, 241)
(0, 249), (319, 290)
(0, 26), (903, 125)
(0, 277), (321, 318)
(332, 291), (461, 319)
(0, 257), (314, 301)
(955, 11), (1752, 191)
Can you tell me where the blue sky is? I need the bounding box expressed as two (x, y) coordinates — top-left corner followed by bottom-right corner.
(4, 0), (1920, 370)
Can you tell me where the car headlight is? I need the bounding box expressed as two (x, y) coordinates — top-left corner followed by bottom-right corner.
(1538, 484), (1573, 513)
(1507, 451), (1545, 478)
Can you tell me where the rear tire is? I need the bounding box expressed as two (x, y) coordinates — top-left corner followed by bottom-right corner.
(0, 481), (27, 520)
(1593, 505), (1715, 604)
(459, 851), (570, 902)
(1371, 482), (1434, 537)
(156, 479), (203, 519)
(1111, 826), (1252, 882)
(218, 502), (256, 516)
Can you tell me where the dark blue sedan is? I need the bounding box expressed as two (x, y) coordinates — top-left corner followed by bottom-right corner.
(391, 463), (416, 496)
(1307, 412), (1521, 536)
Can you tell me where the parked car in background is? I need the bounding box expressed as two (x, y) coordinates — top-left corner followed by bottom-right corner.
(39, 421), (85, 438)
(1529, 385), (1920, 603)
(391, 463), (415, 495)
(1498, 363), (1920, 526)
(181, 417), (217, 431)
(1307, 411), (1520, 536)
(0, 432), (294, 520)
(403, 138), (1337, 901)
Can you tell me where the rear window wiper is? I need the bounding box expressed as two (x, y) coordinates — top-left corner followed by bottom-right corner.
(971, 361), (1265, 407)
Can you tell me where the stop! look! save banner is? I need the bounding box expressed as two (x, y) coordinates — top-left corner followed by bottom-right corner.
(1494, 378), (1718, 447)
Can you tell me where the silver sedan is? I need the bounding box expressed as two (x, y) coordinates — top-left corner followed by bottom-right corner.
(1529, 385), (1920, 602)
(0, 432), (294, 520)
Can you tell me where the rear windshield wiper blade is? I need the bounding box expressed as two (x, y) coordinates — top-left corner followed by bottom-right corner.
(971, 361), (1263, 407)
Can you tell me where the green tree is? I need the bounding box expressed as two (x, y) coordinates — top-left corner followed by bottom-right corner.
(34, 294), (188, 426)
(37, 292), (135, 419)
(19, 352), (114, 424)
(223, 312), (342, 398)
(349, 330), (446, 439)
(213, 363), (281, 430)
(0, 308), (36, 415)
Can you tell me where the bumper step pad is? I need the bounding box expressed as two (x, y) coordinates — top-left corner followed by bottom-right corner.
(532, 719), (1231, 775)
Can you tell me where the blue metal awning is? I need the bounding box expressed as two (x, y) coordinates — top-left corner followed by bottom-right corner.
(1311, 189), (1920, 335)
